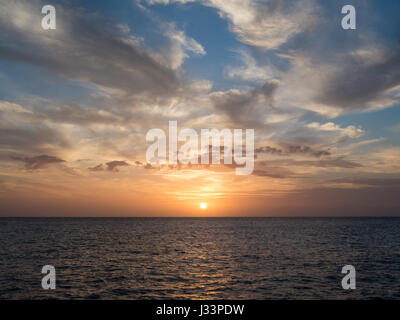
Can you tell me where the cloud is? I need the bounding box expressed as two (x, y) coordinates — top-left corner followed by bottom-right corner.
(330, 177), (400, 187)
(226, 50), (277, 83)
(314, 47), (400, 112)
(299, 158), (362, 169)
(148, 0), (400, 117)
(286, 145), (330, 157)
(255, 146), (283, 155)
(88, 164), (104, 172)
(106, 161), (130, 172)
(259, 157), (362, 169)
(0, 0), (181, 97)
(210, 80), (279, 127)
(88, 161), (130, 172)
(0, 100), (73, 158)
(0, 123), (70, 154)
(162, 23), (206, 70)
(255, 144), (330, 158)
(144, 163), (155, 169)
(146, 0), (319, 50)
(206, 0), (317, 49)
(0, 0), (212, 162)
(12, 155), (65, 170)
(272, 8), (400, 117)
(252, 169), (290, 179)
(306, 122), (364, 140)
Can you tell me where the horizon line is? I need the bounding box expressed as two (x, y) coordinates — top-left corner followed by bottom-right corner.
(1, 216), (400, 219)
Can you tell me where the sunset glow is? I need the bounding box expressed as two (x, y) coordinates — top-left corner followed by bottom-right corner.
(0, 0), (399, 218)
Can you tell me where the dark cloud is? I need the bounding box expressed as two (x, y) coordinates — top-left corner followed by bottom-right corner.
(255, 144), (331, 158)
(144, 163), (155, 170)
(106, 161), (129, 172)
(276, 1), (400, 114)
(315, 47), (400, 111)
(12, 155), (65, 170)
(89, 161), (132, 172)
(88, 161), (130, 172)
(286, 145), (330, 157)
(210, 81), (279, 127)
(255, 146), (283, 155)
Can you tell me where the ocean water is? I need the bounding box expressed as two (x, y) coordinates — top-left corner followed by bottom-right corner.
(0, 217), (399, 300)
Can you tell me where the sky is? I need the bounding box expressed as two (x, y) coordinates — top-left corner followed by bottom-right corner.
(0, 0), (400, 217)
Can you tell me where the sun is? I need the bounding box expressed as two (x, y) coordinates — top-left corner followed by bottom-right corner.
(200, 202), (207, 210)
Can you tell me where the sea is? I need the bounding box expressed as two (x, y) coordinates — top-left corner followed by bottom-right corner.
(0, 217), (399, 299)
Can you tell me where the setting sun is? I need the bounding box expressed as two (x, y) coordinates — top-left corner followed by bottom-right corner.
(200, 202), (207, 210)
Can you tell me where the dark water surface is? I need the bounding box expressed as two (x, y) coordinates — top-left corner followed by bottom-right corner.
(0, 218), (399, 299)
